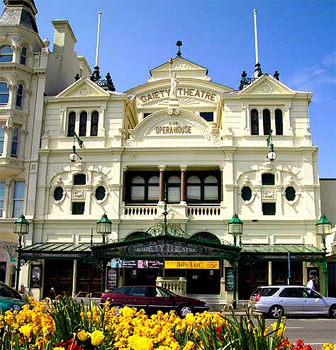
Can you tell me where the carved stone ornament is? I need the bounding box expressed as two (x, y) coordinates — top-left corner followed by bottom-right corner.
(244, 176), (250, 185)
(125, 134), (135, 147)
(79, 87), (91, 96)
(262, 189), (276, 200)
(167, 106), (180, 115)
(72, 190), (85, 199)
(261, 84), (272, 93)
(56, 176), (62, 185)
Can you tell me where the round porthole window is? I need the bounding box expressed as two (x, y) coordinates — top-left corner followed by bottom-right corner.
(285, 186), (296, 201)
(53, 186), (64, 201)
(95, 186), (106, 201)
(241, 186), (252, 201)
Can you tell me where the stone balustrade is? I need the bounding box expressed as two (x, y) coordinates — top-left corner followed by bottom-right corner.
(156, 276), (187, 296)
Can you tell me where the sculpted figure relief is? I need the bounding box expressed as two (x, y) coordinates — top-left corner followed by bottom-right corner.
(170, 70), (178, 99)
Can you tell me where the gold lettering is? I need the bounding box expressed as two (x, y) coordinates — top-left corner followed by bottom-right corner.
(200, 90), (205, 98)
(154, 91), (160, 99)
(205, 92), (211, 100)
(189, 88), (194, 96)
(194, 89), (200, 98)
(147, 93), (153, 101)
(141, 96), (147, 102)
(210, 93), (216, 101)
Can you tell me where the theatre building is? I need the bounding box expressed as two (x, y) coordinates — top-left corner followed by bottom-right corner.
(0, 0), (331, 303)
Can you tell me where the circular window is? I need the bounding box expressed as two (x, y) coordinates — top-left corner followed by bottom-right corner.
(241, 186), (252, 201)
(53, 186), (64, 201)
(285, 186), (296, 201)
(95, 186), (106, 201)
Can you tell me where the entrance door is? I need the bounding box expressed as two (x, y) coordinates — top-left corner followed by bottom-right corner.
(124, 268), (158, 286)
(0, 262), (6, 283)
(77, 260), (102, 297)
(238, 261), (268, 300)
(272, 261), (302, 285)
(44, 260), (73, 298)
(187, 269), (220, 294)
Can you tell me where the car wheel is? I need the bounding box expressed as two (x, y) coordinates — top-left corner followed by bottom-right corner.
(179, 305), (193, 318)
(269, 305), (283, 318)
(329, 304), (336, 318)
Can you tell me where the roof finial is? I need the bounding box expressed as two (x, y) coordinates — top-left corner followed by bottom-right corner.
(176, 40), (182, 57)
(95, 12), (102, 68)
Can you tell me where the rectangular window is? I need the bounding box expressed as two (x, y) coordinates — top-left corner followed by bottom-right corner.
(200, 112), (214, 122)
(262, 202), (276, 215)
(0, 182), (5, 217)
(0, 127), (4, 155)
(11, 127), (19, 157)
(12, 181), (24, 217)
(72, 202), (85, 215)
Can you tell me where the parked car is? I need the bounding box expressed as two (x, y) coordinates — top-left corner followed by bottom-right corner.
(250, 285), (336, 318)
(101, 285), (209, 317)
(0, 282), (29, 312)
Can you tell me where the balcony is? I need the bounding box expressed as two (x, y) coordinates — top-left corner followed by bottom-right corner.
(187, 206), (221, 218)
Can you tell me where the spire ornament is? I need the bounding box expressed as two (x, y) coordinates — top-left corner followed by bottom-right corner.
(176, 40), (182, 57)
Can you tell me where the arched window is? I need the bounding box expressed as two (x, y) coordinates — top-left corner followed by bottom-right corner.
(263, 109), (271, 136)
(262, 173), (275, 185)
(148, 176), (159, 201)
(241, 186), (252, 201)
(0, 45), (13, 62)
(204, 175), (218, 201)
(73, 174), (86, 185)
(187, 176), (201, 201)
(90, 111), (99, 136)
(251, 109), (259, 135)
(67, 112), (76, 137)
(131, 176), (145, 202)
(275, 109), (283, 135)
(167, 175), (180, 203)
(16, 84), (23, 108)
(0, 82), (9, 104)
(79, 111), (87, 137)
(191, 232), (221, 244)
(20, 47), (27, 65)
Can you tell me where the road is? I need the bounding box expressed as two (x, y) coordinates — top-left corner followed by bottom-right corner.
(266, 317), (336, 350)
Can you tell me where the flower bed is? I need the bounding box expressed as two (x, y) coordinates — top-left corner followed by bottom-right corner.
(0, 296), (334, 349)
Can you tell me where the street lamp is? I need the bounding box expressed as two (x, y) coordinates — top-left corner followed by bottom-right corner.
(96, 213), (112, 292)
(266, 129), (277, 161)
(315, 214), (332, 296)
(228, 213), (243, 309)
(69, 132), (83, 162)
(13, 214), (29, 292)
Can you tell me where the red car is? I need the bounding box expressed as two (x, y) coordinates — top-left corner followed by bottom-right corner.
(101, 285), (209, 317)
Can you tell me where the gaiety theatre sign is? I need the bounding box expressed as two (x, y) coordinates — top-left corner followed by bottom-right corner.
(139, 87), (217, 103)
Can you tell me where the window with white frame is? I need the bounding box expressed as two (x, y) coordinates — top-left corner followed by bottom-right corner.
(0, 82), (9, 104)
(11, 127), (19, 157)
(20, 47), (27, 65)
(12, 181), (24, 217)
(16, 84), (23, 108)
(0, 182), (5, 217)
(0, 126), (4, 155)
(0, 45), (13, 62)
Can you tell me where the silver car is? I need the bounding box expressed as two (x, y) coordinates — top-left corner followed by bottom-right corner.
(250, 285), (336, 318)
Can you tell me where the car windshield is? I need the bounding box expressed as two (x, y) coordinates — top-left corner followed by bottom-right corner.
(0, 284), (21, 299)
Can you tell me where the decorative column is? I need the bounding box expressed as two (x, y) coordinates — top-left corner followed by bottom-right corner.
(158, 165), (166, 204)
(72, 259), (78, 297)
(180, 165), (187, 204)
(268, 261), (272, 285)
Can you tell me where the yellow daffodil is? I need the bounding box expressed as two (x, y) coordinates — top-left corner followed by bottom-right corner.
(90, 329), (105, 346)
(19, 324), (33, 340)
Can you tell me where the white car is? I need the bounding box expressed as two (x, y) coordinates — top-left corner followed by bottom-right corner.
(250, 285), (336, 318)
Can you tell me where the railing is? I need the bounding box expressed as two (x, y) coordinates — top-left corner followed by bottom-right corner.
(156, 277), (186, 296)
(187, 206), (221, 217)
(123, 206), (158, 216)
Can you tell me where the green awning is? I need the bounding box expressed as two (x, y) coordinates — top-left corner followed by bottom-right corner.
(21, 243), (92, 260)
(241, 244), (325, 262)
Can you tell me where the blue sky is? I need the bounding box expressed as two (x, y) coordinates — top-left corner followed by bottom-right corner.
(35, 0), (335, 177)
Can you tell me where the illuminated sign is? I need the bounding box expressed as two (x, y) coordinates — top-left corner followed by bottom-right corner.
(164, 261), (219, 269)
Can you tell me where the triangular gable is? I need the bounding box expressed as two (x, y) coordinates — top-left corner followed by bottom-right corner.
(56, 77), (110, 98)
(149, 57), (210, 81)
(238, 74), (295, 95)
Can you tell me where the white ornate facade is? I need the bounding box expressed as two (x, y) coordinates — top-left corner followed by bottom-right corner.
(0, 0), (329, 301)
